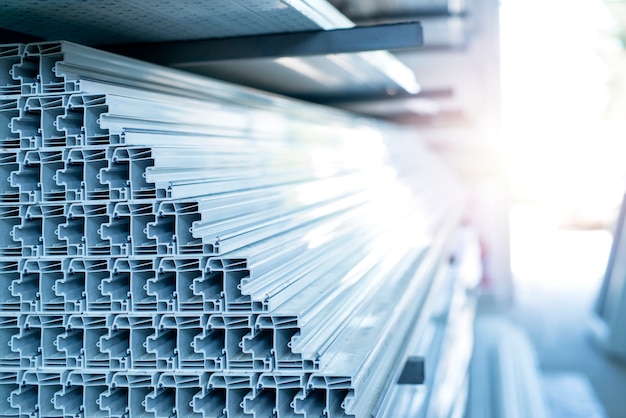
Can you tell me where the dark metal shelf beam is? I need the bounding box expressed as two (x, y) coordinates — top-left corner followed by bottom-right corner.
(0, 27), (44, 43)
(101, 22), (423, 66)
(352, 10), (467, 25)
(302, 87), (454, 106)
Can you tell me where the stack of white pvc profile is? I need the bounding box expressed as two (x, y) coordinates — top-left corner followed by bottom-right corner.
(0, 41), (466, 417)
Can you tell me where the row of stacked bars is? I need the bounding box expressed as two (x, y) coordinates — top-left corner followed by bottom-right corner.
(0, 42), (466, 418)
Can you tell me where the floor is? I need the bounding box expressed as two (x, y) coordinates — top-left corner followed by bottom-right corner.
(506, 204), (626, 418)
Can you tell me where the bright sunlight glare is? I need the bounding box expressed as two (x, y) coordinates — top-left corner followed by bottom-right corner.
(501, 0), (626, 285)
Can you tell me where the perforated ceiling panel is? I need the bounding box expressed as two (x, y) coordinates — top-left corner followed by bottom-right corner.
(0, 0), (349, 45)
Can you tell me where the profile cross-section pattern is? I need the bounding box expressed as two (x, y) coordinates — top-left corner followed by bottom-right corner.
(0, 40), (466, 417)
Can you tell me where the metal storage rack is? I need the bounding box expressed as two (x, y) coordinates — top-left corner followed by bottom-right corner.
(0, 0), (421, 101)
